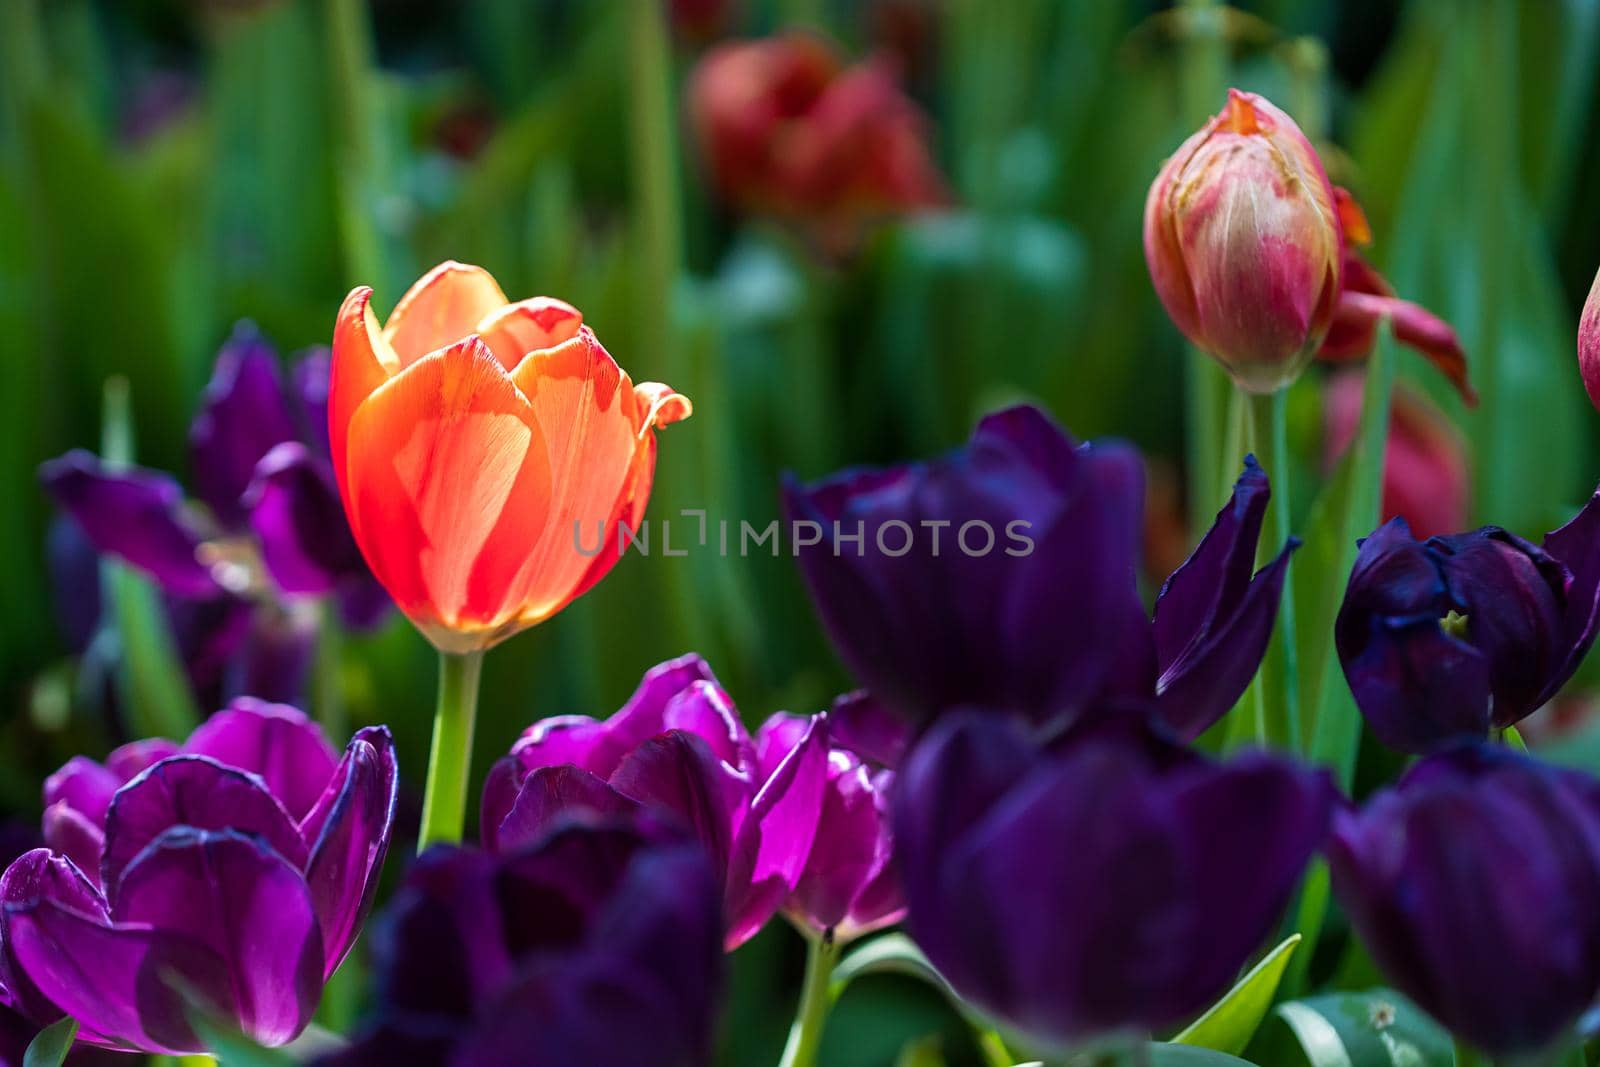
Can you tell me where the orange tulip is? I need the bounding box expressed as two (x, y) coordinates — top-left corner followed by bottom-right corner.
(329, 261), (691, 653)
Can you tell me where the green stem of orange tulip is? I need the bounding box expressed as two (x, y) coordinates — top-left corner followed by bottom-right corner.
(417, 650), (484, 852)
(1247, 388), (1301, 752)
(778, 932), (842, 1067)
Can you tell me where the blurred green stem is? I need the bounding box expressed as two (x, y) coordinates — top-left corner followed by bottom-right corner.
(313, 601), (347, 741)
(1178, 0), (1232, 535)
(1246, 388), (1300, 750)
(325, 0), (384, 289)
(417, 650), (484, 851)
(778, 934), (842, 1067)
(1453, 1040), (1489, 1067)
(975, 1030), (1014, 1067)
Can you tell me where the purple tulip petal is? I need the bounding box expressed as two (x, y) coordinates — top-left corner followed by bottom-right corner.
(1155, 538), (1299, 740)
(111, 827), (323, 1049)
(45, 516), (102, 653)
(725, 714), (828, 949)
(1539, 489), (1600, 705)
(602, 655), (726, 768)
(6, 895), (213, 1053)
(334, 574), (392, 631)
(226, 605), (318, 707)
(41, 803), (106, 889)
(184, 699), (339, 821)
(189, 324), (299, 529)
(104, 739), (182, 782)
(101, 756), (307, 900)
(0, 849), (108, 1027)
(479, 756), (522, 852)
(291, 348), (332, 458)
(970, 406), (1081, 489)
(753, 713), (812, 783)
(511, 717), (614, 778)
(495, 766), (639, 854)
(827, 691), (909, 769)
(299, 727), (399, 977)
(245, 443), (365, 596)
(40, 452), (219, 598)
(164, 591), (255, 695)
(43, 757), (123, 827)
(1153, 455), (1270, 669)
(788, 754), (890, 934)
(609, 731), (747, 883)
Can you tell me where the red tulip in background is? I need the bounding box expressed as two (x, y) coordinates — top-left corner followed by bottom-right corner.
(1324, 371), (1470, 539)
(687, 32), (948, 241)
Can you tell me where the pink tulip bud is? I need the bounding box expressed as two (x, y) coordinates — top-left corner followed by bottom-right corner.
(1144, 90), (1342, 393)
(1580, 266), (1600, 413)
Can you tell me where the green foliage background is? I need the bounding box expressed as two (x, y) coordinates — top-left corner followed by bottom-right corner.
(2, 1), (1598, 1063)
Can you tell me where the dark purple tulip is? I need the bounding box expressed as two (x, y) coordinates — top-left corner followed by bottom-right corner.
(326, 816), (724, 1067)
(1335, 494), (1600, 753)
(893, 710), (1333, 1053)
(1328, 746), (1600, 1055)
(189, 322), (301, 530)
(245, 442), (367, 598)
(480, 655), (829, 950)
(1, 703), (397, 1054)
(785, 405), (1294, 740)
(756, 697), (903, 942)
(291, 347), (333, 458)
(40, 452), (220, 599)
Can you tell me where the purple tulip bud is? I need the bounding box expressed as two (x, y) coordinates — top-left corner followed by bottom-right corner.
(325, 817), (724, 1067)
(1329, 746), (1600, 1055)
(1336, 492), (1600, 753)
(756, 706), (903, 943)
(291, 347), (333, 458)
(481, 654), (829, 949)
(244, 442), (368, 597)
(40, 452), (221, 599)
(189, 322), (300, 530)
(786, 404), (1293, 740)
(4, 704), (397, 1053)
(893, 711), (1333, 1052)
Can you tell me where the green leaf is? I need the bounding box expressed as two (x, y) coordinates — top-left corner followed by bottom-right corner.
(832, 933), (951, 999)
(188, 1011), (296, 1067)
(1503, 725), (1530, 753)
(1243, 989), (1453, 1067)
(22, 1017), (77, 1067)
(1173, 934), (1301, 1055)
(895, 1034), (950, 1067)
(1146, 1047), (1259, 1065)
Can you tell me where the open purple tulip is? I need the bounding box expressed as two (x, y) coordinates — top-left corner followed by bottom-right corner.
(480, 654), (828, 950)
(0, 701), (398, 1054)
(38, 323), (390, 709)
(1329, 746), (1600, 1056)
(326, 815), (724, 1067)
(785, 404), (1295, 739)
(893, 710), (1333, 1052)
(1335, 492), (1600, 753)
(756, 693), (905, 943)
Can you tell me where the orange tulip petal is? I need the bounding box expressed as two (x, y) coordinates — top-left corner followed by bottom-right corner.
(486, 328), (641, 622)
(566, 432), (660, 608)
(343, 336), (550, 637)
(330, 287), (400, 515)
(634, 382), (693, 434)
(476, 297), (585, 371)
(381, 261), (509, 368)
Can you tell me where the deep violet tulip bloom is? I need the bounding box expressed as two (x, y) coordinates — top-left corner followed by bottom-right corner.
(0, 701), (397, 1054)
(480, 654), (828, 950)
(38, 323), (389, 707)
(893, 711), (1333, 1052)
(1334, 493), (1600, 753)
(325, 816), (724, 1067)
(785, 404), (1295, 740)
(1328, 746), (1600, 1056)
(756, 693), (905, 943)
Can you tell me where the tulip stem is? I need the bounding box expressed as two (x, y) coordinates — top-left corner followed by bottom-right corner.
(417, 650), (484, 851)
(1246, 388), (1301, 751)
(779, 933), (843, 1067)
